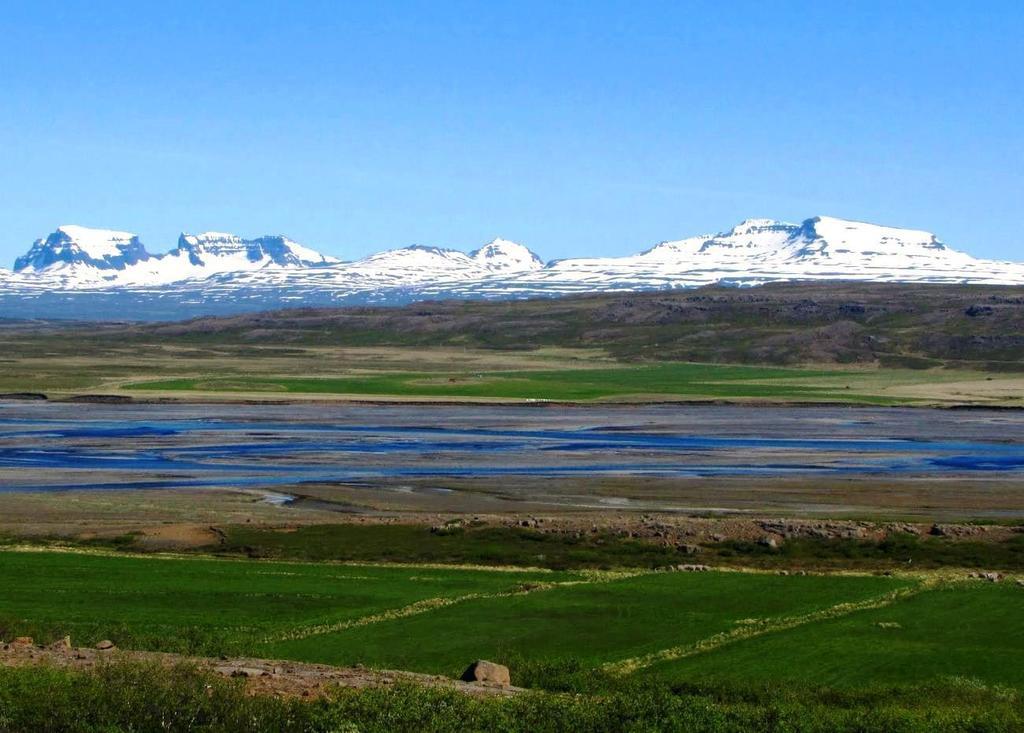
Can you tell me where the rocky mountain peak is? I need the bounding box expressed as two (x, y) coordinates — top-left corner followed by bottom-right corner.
(13, 225), (150, 272)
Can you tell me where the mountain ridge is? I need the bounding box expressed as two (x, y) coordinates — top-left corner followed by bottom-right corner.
(2, 216), (1023, 320)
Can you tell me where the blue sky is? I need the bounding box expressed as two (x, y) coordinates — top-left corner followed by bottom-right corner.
(1, 0), (1021, 264)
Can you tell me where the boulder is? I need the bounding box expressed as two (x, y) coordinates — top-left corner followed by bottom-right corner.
(49, 636), (72, 651)
(461, 660), (511, 687)
(95, 640), (116, 651)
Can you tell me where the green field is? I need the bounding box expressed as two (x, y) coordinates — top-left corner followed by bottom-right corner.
(0, 550), (563, 656)
(2, 549), (1020, 693)
(126, 362), (906, 403)
(266, 571), (909, 675)
(649, 583), (1024, 688)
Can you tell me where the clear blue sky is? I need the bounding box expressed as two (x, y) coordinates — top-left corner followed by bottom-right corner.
(1, 0), (1021, 264)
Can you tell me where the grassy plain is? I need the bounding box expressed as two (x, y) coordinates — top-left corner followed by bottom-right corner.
(126, 362), (905, 403)
(2, 311), (1024, 407)
(4, 282), (1024, 404)
(23, 352), (1021, 405)
(0, 336), (952, 404)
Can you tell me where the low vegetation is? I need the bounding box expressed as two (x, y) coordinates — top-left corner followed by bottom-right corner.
(217, 523), (710, 569)
(2, 661), (1022, 733)
(206, 523), (1024, 573)
(95, 282), (1024, 367)
(126, 362), (903, 403)
(711, 532), (1024, 571)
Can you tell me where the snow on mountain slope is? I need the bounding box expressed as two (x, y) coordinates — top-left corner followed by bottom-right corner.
(470, 238), (545, 272)
(467, 216), (1024, 296)
(639, 219), (799, 263)
(780, 216), (977, 270)
(13, 225), (150, 273)
(332, 239), (544, 284)
(176, 232), (338, 268)
(2, 217), (1023, 319)
(348, 245), (480, 278)
(4, 226), (338, 289)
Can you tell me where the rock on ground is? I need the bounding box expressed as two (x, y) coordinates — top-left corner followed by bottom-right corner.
(461, 660), (511, 687)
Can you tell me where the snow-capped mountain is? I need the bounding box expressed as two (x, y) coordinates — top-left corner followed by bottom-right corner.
(6, 227), (339, 289)
(1, 217), (1022, 320)
(175, 232), (337, 269)
(342, 239), (544, 283)
(470, 238), (545, 272)
(13, 225), (151, 272)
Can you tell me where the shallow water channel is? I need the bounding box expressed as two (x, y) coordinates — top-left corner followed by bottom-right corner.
(1, 401), (1023, 494)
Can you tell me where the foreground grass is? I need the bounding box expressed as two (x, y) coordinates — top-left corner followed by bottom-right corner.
(1, 661), (1021, 733)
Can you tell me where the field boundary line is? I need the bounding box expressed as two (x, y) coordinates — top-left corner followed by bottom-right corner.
(603, 578), (949, 676)
(264, 569), (651, 643)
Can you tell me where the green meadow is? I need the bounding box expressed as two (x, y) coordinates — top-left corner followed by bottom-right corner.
(1, 549), (1020, 693)
(127, 362), (905, 403)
